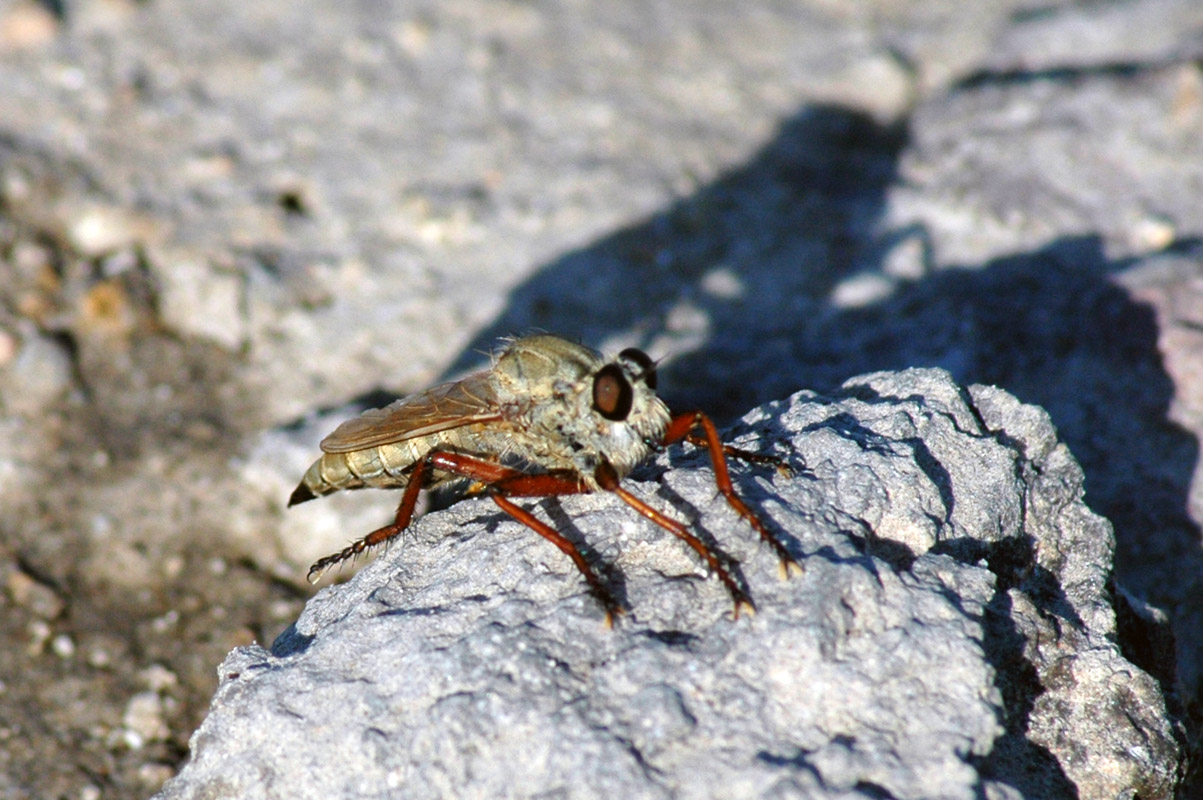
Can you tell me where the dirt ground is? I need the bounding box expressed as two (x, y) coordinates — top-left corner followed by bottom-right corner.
(0, 244), (307, 796)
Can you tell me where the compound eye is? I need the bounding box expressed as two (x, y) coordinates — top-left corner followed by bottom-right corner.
(593, 364), (634, 421)
(618, 347), (658, 390)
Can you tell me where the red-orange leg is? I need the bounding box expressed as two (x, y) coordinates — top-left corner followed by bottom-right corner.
(309, 450), (620, 622)
(594, 461), (754, 618)
(307, 454), (433, 581)
(664, 412), (801, 578)
(688, 435), (793, 476)
(491, 495), (620, 626)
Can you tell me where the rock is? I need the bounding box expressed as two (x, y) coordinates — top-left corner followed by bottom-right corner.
(148, 247), (248, 351)
(886, 60), (1203, 267)
(154, 370), (1180, 799)
(0, 1), (58, 51)
(0, 327), (74, 415)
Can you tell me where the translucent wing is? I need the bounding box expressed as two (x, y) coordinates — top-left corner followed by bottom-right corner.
(319, 370), (503, 454)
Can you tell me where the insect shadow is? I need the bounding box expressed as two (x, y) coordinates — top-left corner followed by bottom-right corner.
(540, 499), (631, 611)
(648, 480), (754, 595)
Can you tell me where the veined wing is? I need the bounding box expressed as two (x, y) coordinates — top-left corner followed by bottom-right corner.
(319, 370), (503, 454)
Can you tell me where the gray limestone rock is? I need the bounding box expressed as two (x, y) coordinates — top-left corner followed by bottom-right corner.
(155, 371), (1179, 800)
(3, 2), (1202, 797)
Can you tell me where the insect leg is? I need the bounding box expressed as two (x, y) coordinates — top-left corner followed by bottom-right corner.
(490, 494), (621, 626)
(664, 412), (801, 578)
(594, 461), (755, 618)
(422, 452), (577, 488)
(421, 453), (620, 624)
(688, 437), (793, 476)
(307, 453), (432, 581)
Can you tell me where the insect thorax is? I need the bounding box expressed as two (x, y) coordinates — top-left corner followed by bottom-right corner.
(490, 339), (671, 485)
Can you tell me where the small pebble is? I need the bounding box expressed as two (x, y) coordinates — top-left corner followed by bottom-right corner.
(5, 333), (73, 414)
(0, 328), (17, 366)
(137, 762), (176, 790)
(26, 620), (51, 655)
(123, 691), (168, 746)
(87, 647), (112, 669)
(50, 633), (75, 659)
(0, 2), (59, 49)
(830, 272), (896, 309)
(68, 206), (145, 257)
(139, 663), (179, 692)
(6, 569), (65, 619)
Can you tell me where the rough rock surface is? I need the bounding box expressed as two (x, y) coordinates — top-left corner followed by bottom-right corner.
(155, 372), (1179, 799)
(3, 1), (1202, 797)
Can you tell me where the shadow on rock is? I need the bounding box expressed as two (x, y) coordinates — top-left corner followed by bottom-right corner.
(434, 101), (1200, 789)
(443, 103), (908, 420)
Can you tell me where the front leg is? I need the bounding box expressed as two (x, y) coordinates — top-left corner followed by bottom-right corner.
(594, 460), (755, 618)
(663, 411), (801, 577)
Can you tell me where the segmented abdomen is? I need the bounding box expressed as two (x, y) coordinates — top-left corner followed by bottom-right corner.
(297, 440), (427, 498)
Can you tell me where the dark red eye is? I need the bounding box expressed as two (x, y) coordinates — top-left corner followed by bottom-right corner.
(593, 364), (633, 421)
(619, 347), (657, 390)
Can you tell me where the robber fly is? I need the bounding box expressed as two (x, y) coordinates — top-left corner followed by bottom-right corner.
(289, 334), (797, 622)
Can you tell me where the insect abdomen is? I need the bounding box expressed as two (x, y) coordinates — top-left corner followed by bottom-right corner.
(288, 444), (417, 506)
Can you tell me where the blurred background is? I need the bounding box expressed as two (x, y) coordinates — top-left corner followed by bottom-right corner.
(0, 0), (1201, 796)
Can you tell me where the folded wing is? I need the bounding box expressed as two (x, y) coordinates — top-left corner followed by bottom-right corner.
(319, 370), (503, 453)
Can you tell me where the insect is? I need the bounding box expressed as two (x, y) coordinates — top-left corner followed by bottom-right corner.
(289, 334), (797, 623)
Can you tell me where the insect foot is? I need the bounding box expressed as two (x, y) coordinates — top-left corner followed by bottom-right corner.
(288, 334), (797, 621)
